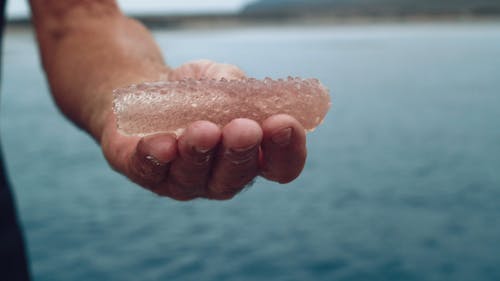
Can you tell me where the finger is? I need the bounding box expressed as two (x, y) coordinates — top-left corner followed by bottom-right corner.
(164, 121), (221, 201)
(128, 133), (177, 191)
(208, 119), (262, 200)
(260, 114), (307, 183)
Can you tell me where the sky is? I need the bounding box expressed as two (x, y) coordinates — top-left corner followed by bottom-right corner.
(7, 0), (255, 18)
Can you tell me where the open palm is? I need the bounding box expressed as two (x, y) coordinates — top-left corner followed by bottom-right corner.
(100, 60), (307, 200)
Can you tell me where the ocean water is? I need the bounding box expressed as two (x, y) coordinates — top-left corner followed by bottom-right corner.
(1, 22), (500, 281)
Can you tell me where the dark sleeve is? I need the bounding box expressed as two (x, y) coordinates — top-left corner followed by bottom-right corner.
(0, 0), (32, 279)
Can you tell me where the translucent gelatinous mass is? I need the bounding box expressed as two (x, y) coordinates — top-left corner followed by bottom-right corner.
(113, 77), (331, 136)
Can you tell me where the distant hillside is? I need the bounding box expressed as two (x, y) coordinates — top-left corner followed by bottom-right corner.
(241, 0), (500, 17)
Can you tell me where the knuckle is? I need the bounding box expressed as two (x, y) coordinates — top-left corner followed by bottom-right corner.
(150, 187), (170, 197)
(166, 179), (205, 201)
(132, 160), (157, 182)
(149, 183), (199, 201)
(261, 169), (298, 184)
(208, 178), (255, 200)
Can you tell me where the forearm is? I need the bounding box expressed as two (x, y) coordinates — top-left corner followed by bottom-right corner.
(30, 0), (168, 140)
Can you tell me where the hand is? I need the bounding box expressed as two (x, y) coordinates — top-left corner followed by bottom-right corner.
(100, 60), (307, 200)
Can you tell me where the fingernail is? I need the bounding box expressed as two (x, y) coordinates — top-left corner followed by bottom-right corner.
(184, 137), (214, 163)
(193, 146), (212, 154)
(272, 128), (292, 146)
(145, 155), (167, 166)
(225, 145), (257, 165)
(231, 144), (256, 153)
(190, 145), (213, 164)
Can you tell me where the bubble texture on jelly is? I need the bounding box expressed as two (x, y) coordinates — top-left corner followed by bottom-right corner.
(113, 77), (331, 136)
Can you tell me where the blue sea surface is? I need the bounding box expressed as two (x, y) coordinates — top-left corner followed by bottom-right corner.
(1, 22), (500, 281)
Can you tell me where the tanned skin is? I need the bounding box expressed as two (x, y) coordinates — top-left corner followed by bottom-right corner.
(29, 0), (307, 200)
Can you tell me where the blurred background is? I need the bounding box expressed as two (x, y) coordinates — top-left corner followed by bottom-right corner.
(2, 0), (500, 280)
